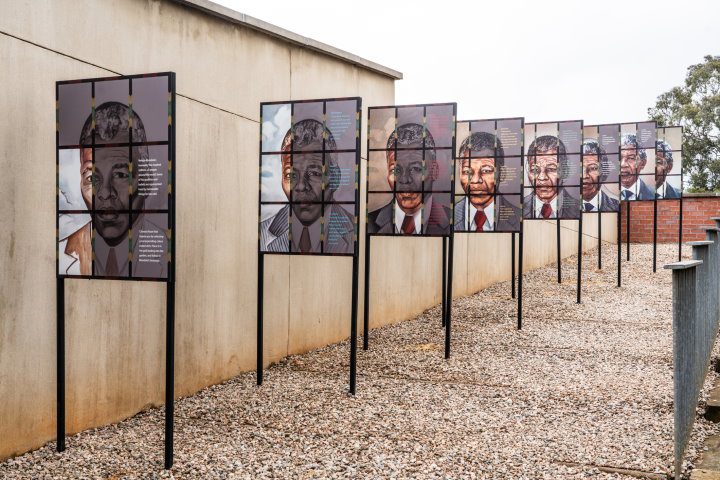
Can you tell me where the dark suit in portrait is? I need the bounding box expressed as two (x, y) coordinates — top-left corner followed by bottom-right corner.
(583, 191), (620, 213)
(637, 179), (654, 201)
(657, 182), (680, 199)
(621, 179), (653, 201)
(600, 191), (620, 212)
(367, 122), (451, 236)
(454, 196), (520, 232)
(523, 187), (580, 219)
(368, 194), (451, 235)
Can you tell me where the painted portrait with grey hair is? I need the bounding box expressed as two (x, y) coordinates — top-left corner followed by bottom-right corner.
(581, 138), (620, 212)
(259, 99), (358, 254)
(619, 122), (657, 201)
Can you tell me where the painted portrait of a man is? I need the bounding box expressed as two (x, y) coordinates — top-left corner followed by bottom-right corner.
(619, 133), (654, 201)
(581, 139), (620, 212)
(523, 135), (580, 219)
(259, 118), (354, 253)
(58, 101), (168, 277)
(655, 139), (681, 199)
(454, 131), (520, 231)
(367, 123), (451, 235)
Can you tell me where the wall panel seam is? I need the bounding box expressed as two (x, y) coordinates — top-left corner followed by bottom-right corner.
(0, 29), (259, 124)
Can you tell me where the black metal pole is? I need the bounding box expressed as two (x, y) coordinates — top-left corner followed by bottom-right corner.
(442, 236), (447, 327)
(511, 232), (516, 299)
(56, 277), (65, 452)
(617, 208), (622, 288)
(164, 279), (175, 470)
(598, 212), (602, 270)
(556, 218), (561, 283)
(363, 234), (370, 350)
(679, 195), (684, 261)
(351, 96), (363, 391)
(626, 201), (631, 261)
(256, 253), (264, 386)
(445, 234), (455, 359)
(518, 225), (524, 330)
(164, 71), (176, 471)
(349, 251), (359, 395)
(577, 214), (583, 304)
(653, 198), (658, 272)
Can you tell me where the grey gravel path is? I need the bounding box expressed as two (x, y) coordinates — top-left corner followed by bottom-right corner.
(2, 243), (719, 479)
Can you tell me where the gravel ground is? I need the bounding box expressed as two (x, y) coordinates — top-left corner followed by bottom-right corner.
(3, 243), (719, 479)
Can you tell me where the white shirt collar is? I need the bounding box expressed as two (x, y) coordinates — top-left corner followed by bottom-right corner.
(394, 196), (428, 234)
(621, 181), (638, 199)
(534, 196), (558, 218)
(466, 200), (494, 231)
(584, 192), (599, 211)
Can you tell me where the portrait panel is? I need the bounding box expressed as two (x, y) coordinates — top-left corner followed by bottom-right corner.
(367, 103), (455, 237)
(260, 97), (360, 255)
(57, 73), (174, 280)
(524, 120), (583, 220)
(455, 118), (523, 232)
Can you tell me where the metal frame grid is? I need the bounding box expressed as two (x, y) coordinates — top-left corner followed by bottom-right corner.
(523, 120), (584, 220)
(366, 102), (457, 237)
(258, 97), (361, 256)
(56, 72), (175, 282)
(453, 117), (524, 233)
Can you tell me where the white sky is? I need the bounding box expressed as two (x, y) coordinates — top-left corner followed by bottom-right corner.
(219, 0), (719, 125)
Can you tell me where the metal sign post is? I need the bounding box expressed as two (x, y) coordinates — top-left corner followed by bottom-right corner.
(256, 97), (362, 394)
(56, 72), (176, 469)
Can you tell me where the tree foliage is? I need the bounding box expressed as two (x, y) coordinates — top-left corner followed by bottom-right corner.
(648, 55), (720, 192)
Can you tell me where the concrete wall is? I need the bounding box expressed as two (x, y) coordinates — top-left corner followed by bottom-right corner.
(0, 0), (617, 460)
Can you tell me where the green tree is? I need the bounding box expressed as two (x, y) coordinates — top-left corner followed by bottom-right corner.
(648, 55), (720, 192)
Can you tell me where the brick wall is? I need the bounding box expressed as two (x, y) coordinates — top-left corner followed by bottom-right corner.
(619, 196), (720, 243)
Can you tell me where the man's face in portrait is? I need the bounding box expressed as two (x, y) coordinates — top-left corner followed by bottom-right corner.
(527, 149), (559, 203)
(620, 148), (646, 189)
(282, 142), (324, 225)
(82, 146), (133, 246)
(460, 149), (495, 209)
(582, 154), (601, 201)
(387, 148), (424, 214)
(655, 151), (673, 188)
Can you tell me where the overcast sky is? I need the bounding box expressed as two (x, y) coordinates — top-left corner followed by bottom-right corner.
(220, 0), (718, 125)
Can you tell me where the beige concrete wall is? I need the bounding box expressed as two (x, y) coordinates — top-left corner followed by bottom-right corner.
(0, 0), (618, 461)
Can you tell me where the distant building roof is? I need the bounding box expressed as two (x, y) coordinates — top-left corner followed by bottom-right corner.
(171, 0), (403, 80)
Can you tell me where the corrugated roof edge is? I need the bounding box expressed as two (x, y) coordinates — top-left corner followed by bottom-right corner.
(171, 0), (403, 80)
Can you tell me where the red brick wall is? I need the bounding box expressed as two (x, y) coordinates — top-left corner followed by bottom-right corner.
(619, 196), (720, 243)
